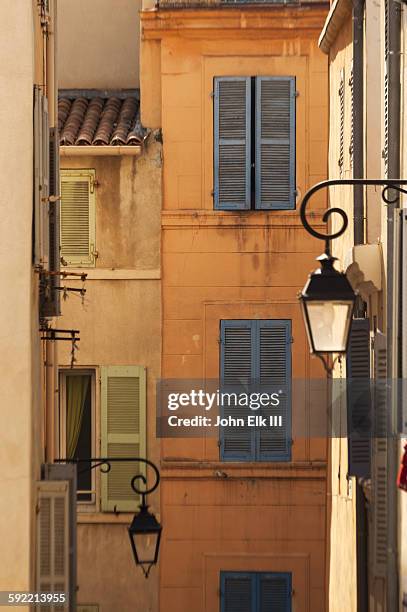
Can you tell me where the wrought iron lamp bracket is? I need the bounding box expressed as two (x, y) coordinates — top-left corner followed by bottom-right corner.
(54, 456), (160, 504)
(299, 178), (407, 255)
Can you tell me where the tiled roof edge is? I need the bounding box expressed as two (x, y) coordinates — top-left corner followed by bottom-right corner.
(59, 88), (140, 100)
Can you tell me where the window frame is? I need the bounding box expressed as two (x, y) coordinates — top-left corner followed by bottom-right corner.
(220, 571), (292, 612)
(213, 75), (296, 211)
(219, 319), (292, 463)
(59, 368), (98, 510)
(60, 168), (96, 268)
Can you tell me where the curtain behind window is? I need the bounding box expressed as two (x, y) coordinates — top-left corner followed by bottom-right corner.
(66, 375), (90, 458)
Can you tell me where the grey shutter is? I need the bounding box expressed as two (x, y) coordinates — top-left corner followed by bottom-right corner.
(214, 77), (251, 210)
(259, 573), (292, 612)
(220, 321), (255, 460)
(372, 331), (388, 577)
(221, 573), (255, 612)
(42, 464), (77, 612)
(338, 69), (345, 172)
(255, 77), (295, 210)
(348, 66), (354, 169)
(346, 319), (372, 478)
(42, 128), (61, 317)
(383, 1), (389, 175)
(258, 321), (292, 461)
(34, 86), (50, 268)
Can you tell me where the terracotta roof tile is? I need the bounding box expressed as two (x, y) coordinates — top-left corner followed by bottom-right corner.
(58, 93), (144, 146)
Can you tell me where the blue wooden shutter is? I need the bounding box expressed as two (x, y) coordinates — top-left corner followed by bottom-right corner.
(257, 320), (292, 461)
(346, 318), (372, 478)
(214, 77), (251, 210)
(255, 77), (295, 210)
(220, 320), (256, 460)
(258, 573), (292, 612)
(221, 572), (255, 612)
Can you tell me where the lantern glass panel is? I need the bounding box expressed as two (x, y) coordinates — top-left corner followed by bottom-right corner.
(305, 300), (353, 352)
(132, 531), (160, 565)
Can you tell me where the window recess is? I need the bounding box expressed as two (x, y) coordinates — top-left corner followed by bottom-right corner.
(213, 76), (296, 211)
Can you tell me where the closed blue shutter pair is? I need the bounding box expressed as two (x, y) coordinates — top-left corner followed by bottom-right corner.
(220, 320), (292, 462)
(221, 572), (292, 612)
(214, 76), (296, 210)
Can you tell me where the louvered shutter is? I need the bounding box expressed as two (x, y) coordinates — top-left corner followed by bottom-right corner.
(101, 366), (146, 512)
(348, 66), (354, 169)
(42, 464), (77, 612)
(255, 77), (295, 210)
(338, 69), (345, 172)
(221, 573), (255, 612)
(220, 321), (255, 460)
(372, 331), (388, 576)
(383, 1), (389, 175)
(60, 170), (96, 267)
(36, 481), (69, 612)
(34, 86), (50, 267)
(214, 77), (251, 210)
(259, 573), (292, 612)
(346, 319), (372, 478)
(42, 128), (61, 317)
(257, 321), (292, 461)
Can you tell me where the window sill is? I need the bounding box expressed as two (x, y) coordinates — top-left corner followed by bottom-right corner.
(160, 459), (327, 478)
(77, 512), (140, 525)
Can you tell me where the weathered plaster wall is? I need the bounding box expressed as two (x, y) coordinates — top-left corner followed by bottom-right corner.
(58, 0), (141, 89)
(58, 139), (162, 611)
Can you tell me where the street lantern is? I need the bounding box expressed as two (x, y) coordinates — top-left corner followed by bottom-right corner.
(299, 252), (356, 354)
(128, 499), (162, 578)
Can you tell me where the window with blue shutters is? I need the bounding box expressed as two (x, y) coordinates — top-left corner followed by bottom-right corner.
(220, 320), (292, 462)
(220, 571), (292, 612)
(214, 76), (296, 211)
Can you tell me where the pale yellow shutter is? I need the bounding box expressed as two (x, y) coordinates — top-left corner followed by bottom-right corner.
(101, 366), (147, 512)
(60, 170), (96, 267)
(36, 481), (69, 611)
(372, 331), (388, 577)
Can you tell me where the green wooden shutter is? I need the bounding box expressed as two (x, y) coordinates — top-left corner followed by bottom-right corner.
(36, 481), (69, 609)
(221, 573), (255, 612)
(101, 366), (146, 512)
(258, 320), (292, 461)
(255, 76), (295, 210)
(259, 573), (292, 612)
(60, 170), (96, 267)
(214, 77), (251, 210)
(372, 332), (388, 577)
(346, 319), (372, 478)
(220, 321), (255, 461)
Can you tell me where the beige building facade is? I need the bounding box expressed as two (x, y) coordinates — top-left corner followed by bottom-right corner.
(0, 0), (64, 608)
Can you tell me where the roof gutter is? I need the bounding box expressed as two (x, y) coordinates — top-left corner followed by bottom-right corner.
(318, 0), (352, 54)
(60, 145), (142, 157)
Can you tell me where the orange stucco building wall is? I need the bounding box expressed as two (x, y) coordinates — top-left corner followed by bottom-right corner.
(141, 5), (330, 610)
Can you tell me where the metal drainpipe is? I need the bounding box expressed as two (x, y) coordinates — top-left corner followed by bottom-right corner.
(386, 0), (402, 608)
(352, 3), (369, 611)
